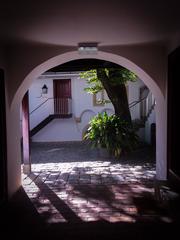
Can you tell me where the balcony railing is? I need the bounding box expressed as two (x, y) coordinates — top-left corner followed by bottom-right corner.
(54, 98), (72, 115)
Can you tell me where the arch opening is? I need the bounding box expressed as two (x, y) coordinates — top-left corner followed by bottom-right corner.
(11, 50), (166, 183)
(12, 51), (164, 110)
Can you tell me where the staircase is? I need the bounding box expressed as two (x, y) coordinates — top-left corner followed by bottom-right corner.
(30, 114), (72, 137)
(130, 90), (156, 129)
(29, 97), (72, 137)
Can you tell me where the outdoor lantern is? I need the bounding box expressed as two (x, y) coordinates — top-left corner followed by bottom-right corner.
(42, 84), (48, 94)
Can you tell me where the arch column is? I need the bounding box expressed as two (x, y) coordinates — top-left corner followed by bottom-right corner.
(22, 91), (31, 174)
(155, 97), (167, 180)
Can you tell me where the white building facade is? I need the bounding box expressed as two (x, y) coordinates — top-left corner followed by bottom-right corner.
(28, 72), (156, 143)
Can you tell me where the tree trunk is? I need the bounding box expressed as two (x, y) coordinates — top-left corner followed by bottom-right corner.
(97, 69), (132, 124)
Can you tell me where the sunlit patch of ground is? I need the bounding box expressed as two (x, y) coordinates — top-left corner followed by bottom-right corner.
(21, 159), (170, 224)
(21, 143), (174, 224)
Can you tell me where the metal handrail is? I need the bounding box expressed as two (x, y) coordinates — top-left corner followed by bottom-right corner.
(30, 98), (53, 115)
(129, 92), (156, 120)
(30, 97), (72, 115)
(129, 95), (148, 109)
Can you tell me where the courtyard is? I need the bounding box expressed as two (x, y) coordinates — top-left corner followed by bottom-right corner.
(21, 141), (175, 226)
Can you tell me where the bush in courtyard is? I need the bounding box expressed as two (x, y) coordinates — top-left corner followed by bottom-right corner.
(84, 112), (139, 158)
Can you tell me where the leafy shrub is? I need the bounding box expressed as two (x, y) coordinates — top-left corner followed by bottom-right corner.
(84, 112), (139, 158)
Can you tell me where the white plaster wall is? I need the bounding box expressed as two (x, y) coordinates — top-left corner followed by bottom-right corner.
(29, 74), (145, 125)
(145, 108), (156, 144)
(29, 73), (114, 124)
(77, 110), (96, 135)
(73, 75), (114, 117)
(30, 73), (114, 141)
(30, 74), (146, 142)
(128, 79), (144, 120)
(29, 78), (54, 129)
(32, 118), (82, 142)
(29, 78), (54, 112)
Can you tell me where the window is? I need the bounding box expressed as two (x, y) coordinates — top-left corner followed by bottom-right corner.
(93, 90), (105, 106)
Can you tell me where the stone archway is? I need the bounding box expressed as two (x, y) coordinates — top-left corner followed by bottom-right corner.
(11, 50), (167, 180)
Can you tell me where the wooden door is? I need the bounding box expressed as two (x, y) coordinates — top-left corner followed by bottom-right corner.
(53, 79), (71, 115)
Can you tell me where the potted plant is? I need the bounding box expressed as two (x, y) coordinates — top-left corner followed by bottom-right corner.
(84, 112), (139, 158)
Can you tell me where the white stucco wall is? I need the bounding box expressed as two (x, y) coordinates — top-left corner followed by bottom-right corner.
(29, 78), (54, 129)
(29, 72), (114, 141)
(33, 118), (82, 142)
(28, 73), (112, 132)
(28, 72), (152, 142)
(128, 79), (145, 120)
(145, 108), (156, 144)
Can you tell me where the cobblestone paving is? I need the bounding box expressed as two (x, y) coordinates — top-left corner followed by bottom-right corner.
(22, 142), (173, 224)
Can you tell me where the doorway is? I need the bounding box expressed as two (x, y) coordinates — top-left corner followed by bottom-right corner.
(53, 79), (71, 115)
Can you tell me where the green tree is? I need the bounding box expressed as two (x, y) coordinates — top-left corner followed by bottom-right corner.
(80, 67), (137, 125)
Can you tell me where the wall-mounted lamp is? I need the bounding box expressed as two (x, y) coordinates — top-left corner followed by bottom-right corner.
(42, 84), (48, 94)
(78, 42), (98, 55)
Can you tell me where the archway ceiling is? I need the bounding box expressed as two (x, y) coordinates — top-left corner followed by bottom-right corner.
(46, 59), (120, 72)
(0, 0), (179, 46)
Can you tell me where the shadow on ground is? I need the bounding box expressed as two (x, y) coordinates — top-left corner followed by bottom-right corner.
(2, 187), (180, 240)
(12, 141), (179, 239)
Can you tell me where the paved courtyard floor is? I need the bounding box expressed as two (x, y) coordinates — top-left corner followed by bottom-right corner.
(21, 142), (177, 228)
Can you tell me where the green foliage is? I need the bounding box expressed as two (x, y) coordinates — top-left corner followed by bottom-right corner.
(84, 112), (139, 158)
(80, 67), (137, 94)
(108, 68), (137, 85)
(80, 69), (103, 94)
